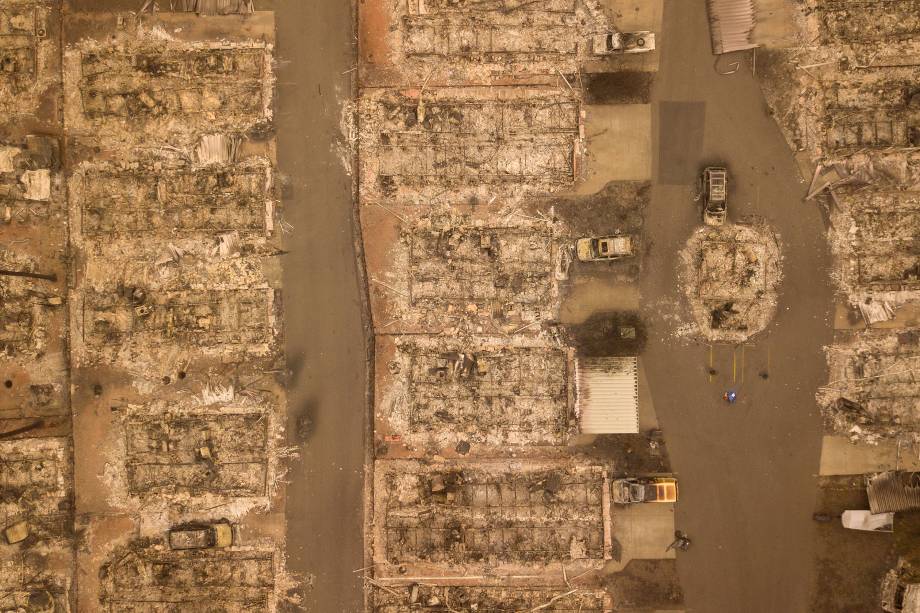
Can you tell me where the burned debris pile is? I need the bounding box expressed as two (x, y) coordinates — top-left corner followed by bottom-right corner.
(679, 222), (782, 342)
(373, 585), (611, 612)
(373, 460), (611, 573)
(377, 335), (573, 453)
(759, 0), (920, 443)
(358, 87), (583, 206)
(2, 7), (294, 611)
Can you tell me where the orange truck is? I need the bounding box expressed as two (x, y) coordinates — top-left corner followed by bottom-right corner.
(612, 477), (679, 504)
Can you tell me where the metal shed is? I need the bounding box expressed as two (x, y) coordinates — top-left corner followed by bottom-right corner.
(575, 357), (639, 434)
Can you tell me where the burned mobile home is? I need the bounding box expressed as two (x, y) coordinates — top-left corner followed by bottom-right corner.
(821, 331), (920, 444)
(376, 335), (575, 454)
(358, 87), (584, 207)
(373, 585), (612, 612)
(98, 535), (283, 613)
(363, 206), (569, 334)
(372, 460), (612, 575)
(0, 0), (60, 117)
(112, 397), (281, 511)
(359, 0), (617, 80)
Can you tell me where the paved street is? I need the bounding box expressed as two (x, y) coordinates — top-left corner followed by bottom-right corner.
(270, 2), (366, 612)
(639, 1), (835, 611)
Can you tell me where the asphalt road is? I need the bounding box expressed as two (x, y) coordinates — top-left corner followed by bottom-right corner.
(270, 2), (366, 612)
(639, 1), (834, 611)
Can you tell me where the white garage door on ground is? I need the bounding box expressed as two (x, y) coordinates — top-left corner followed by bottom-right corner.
(576, 356), (640, 434)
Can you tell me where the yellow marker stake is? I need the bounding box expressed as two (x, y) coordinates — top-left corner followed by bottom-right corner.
(741, 344), (745, 384)
(732, 347), (737, 384)
(708, 345), (713, 383)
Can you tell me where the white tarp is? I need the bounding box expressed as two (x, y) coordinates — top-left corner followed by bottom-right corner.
(575, 356), (639, 434)
(841, 510), (894, 532)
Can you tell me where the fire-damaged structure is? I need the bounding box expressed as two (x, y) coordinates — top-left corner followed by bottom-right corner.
(679, 222), (782, 342)
(756, 1), (920, 443)
(821, 331), (920, 443)
(358, 0), (662, 609)
(9, 8), (297, 611)
(358, 87), (583, 206)
(373, 460), (612, 575)
(376, 335), (575, 454)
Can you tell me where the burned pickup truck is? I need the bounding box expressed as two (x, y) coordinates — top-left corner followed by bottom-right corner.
(701, 166), (728, 226)
(575, 234), (635, 262)
(612, 477), (678, 504)
(592, 31), (656, 55)
(168, 522), (233, 550)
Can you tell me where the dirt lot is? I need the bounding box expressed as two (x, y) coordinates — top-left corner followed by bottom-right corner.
(811, 476), (896, 613)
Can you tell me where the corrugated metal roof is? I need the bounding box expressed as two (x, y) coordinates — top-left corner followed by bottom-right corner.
(706, 0), (759, 55)
(867, 471), (920, 514)
(575, 357), (639, 434)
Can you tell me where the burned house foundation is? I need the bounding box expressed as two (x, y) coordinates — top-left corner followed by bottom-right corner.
(679, 222), (782, 342)
(376, 335), (575, 456)
(372, 460), (612, 578)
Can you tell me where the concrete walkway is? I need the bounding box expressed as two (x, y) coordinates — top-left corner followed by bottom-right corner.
(639, 1), (834, 611)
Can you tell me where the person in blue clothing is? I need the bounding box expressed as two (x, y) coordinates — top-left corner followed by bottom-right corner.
(722, 390), (737, 403)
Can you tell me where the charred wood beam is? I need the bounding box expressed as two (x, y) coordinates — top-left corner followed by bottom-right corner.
(0, 269), (57, 282)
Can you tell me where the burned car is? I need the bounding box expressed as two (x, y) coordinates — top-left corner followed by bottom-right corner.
(168, 522), (233, 550)
(612, 477), (678, 504)
(575, 234), (635, 262)
(592, 31), (656, 55)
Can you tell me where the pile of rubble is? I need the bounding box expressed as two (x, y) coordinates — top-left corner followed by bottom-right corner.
(358, 86), (584, 206)
(757, 0), (920, 444)
(373, 460), (611, 573)
(374, 584), (611, 612)
(376, 334), (574, 454)
(678, 222), (782, 342)
(358, 1), (643, 610)
(360, 0), (614, 81)
(2, 7), (295, 611)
